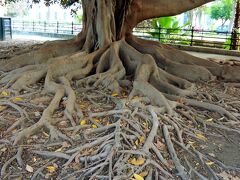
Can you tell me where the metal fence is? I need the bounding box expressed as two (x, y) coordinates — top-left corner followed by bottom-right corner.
(12, 20), (81, 35)
(12, 20), (240, 50)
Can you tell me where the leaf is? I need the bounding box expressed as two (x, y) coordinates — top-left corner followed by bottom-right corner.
(128, 157), (145, 166)
(91, 124), (97, 128)
(135, 136), (145, 146)
(93, 118), (101, 123)
(139, 171), (148, 177)
(55, 147), (62, 152)
(1, 91), (9, 96)
(80, 119), (87, 125)
(26, 164), (34, 172)
(133, 173), (144, 180)
(43, 131), (49, 137)
(206, 118), (213, 122)
(135, 139), (139, 146)
(80, 104), (86, 108)
(139, 136), (145, 143)
(205, 161), (214, 166)
(47, 166), (56, 173)
(34, 111), (41, 117)
(13, 97), (23, 102)
(196, 133), (207, 141)
(0, 105), (7, 111)
(111, 93), (118, 97)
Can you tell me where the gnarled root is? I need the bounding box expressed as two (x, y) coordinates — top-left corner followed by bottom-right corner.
(0, 36), (240, 179)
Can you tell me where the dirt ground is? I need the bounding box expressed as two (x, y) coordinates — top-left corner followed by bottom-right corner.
(0, 40), (240, 179)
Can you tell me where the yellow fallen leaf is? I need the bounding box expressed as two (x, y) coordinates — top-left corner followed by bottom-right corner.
(79, 104), (86, 108)
(1, 91), (9, 96)
(106, 122), (112, 126)
(135, 139), (139, 146)
(133, 173), (144, 180)
(43, 131), (49, 137)
(26, 164), (34, 172)
(196, 133), (207, 141)
(143, 122), (148, 128)
(188, 141), (195, 144)
(47, 166), (56, 173)
(111, 93), (118, 97)
(205, 161), (214, 166)
(93, 118), (101, 123)
(139, 136), (145, 143)
(139, 171), (148, 177)
(206, 118), (213, 122)
(80, 119), (87, 125)
(0, 105), (7, 111)
(91, 124), (97, 128)
(14, 97), (23, 102)
(55, 147), (62, 152)
(128, 157), (145, 166)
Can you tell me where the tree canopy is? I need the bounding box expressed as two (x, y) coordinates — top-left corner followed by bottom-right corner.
(209, 0), (233, 25)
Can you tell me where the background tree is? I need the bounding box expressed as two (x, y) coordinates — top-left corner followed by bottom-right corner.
(1, 0), (240, 179)
(209, 0), (233, 26)
(230, 0), (240, 50)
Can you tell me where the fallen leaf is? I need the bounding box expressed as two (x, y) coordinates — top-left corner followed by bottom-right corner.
(80, 119), (87, 125)
(205, 161), (214, 166)
(128, 157), (145, 166)
(79, 104), (86, 108)
(93, 118), (101, 123)
(55, 147), (62, 152)
(206, 118), (213, 122)
(13, 97), (23, 102)
(139, 136), (145, 143)
(208, 153), (216, 157)
(91, 124), (97, 128)
(135, 139), (139, 146)
(139, 171), (148, 177)
(1, 91), (9, 96)
(34, 111), (41, 117)
(0, 147), (7, 152)
(196, 133), (207, 141)
(43, 131), (49, 137)
(111, 93), (118, 97)
(133, 173), (144, 180)
(0, 105), (7, 111)
(47, 166), (56, 173)
(26, 164), (34, 172)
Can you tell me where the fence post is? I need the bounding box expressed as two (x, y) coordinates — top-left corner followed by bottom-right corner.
(22, 21), (24, 30)
(190, 27), (194, 46)
(44, 21), (46, 32)
(158, 26), (161, 41)
(72, 21), (74, 34)
(57, 21), (59, 34)
(33, 21), (35, 31)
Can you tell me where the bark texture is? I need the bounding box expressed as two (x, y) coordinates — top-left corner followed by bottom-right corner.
(1, 0), (240, 179)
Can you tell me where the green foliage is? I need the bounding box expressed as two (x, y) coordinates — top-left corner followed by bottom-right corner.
(148, 16), (190, 44)
(209, 0), (233, 26)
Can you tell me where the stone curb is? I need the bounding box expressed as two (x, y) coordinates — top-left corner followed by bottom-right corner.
(171, 45), (240, 57)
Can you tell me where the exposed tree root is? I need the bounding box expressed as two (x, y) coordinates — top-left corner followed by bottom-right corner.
(0, 36), (240, 179)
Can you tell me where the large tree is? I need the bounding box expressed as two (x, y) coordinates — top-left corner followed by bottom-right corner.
(1, 0), (240, 179)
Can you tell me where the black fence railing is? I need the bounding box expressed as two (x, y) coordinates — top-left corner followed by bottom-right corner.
(12, 20), (240, 50)
(12, 20), (81, 35)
